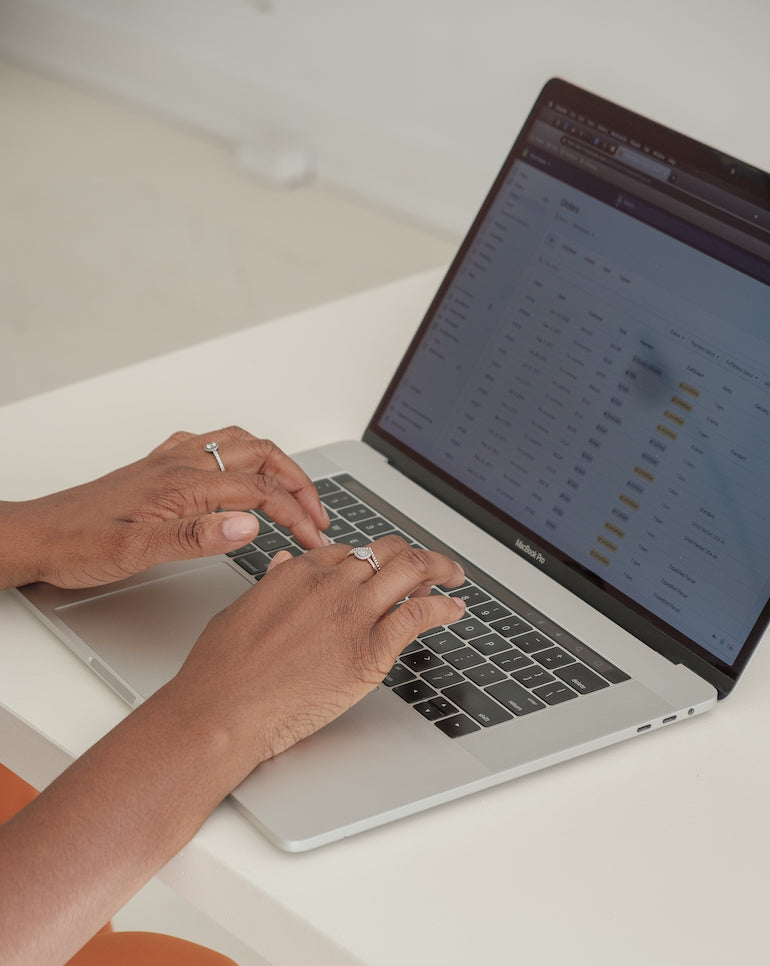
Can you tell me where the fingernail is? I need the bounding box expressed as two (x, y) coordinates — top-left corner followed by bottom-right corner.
(319, 531), (331, 545)
(221, 514), (259, 543)
(453, 597), (466, 613)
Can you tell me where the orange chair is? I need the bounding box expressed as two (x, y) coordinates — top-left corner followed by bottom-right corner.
(0, 763), (237, 966)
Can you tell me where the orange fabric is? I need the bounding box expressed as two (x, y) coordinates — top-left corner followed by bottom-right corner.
(66, 932), (238, 965)
(2, 765), (236, 962)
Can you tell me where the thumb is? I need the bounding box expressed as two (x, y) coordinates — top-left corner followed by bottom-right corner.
(163, 511), (260, 560)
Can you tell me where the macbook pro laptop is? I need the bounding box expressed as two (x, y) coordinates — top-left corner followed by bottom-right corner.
(18, 79), (770, 851)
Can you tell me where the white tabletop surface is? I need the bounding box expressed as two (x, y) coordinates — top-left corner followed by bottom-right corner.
(2, 270), (769, 966)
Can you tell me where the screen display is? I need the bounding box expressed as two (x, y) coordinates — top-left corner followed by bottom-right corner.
(369, 81), (770, 678)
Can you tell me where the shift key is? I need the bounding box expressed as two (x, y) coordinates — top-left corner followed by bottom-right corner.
(442, 683), (512, 727)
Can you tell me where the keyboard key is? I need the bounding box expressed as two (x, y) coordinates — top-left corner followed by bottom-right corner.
(314, 478), (342, 497)
(448, 617), (489, 641)
(422, 666), (465, 689)
(435, 714), (481, 738)
(232, 550), (271, 577)
(443, 683), (513, 727)
(490, 616), (533, 638)
(465, 664), (508, 687)
(414, 697), (458, 721)
(338, 504), (376, 524)
(486, 680), (545, 716)
(226, 542), (256, 557)
(326, 518), (356, 539)
(491, 649), (534, 673)
(383, 663), (416, 687)
(254, 532), (292, 553)
(468, 632), (510, 657)
(358, 516), (394, 537)
(322, 490), (357, 509)
(470, 601), (512, 622)
(400, 639), (422, 656)
(394, 680), (437, 704)
(555, 664), (610, 694)
(420, 629), (466, 654)
(401, 649), (446, 673)
(513, 667), (556, 689)
(533, 682), (578, 705)
(514, 630), (555, 654)
(448, 585), (491, 607)
(534, 647), (575, 671)
(444, 647), (486, 671)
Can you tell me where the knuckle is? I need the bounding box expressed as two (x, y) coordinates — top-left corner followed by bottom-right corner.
(398, 544), (434, 578)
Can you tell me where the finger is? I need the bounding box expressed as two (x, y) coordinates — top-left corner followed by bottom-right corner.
(173, 427), (330, 532)
(267, 549), (293, 572)
(341, 535), (465, 596)
(126, 511), (261, 568)
(372, 593), (467, 666)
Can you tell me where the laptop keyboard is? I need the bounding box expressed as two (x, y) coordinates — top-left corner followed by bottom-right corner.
(228, 474), (630, 739)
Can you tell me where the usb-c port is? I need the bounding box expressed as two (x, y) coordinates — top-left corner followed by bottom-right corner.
(663, 715), (677, 724)
(637, 723), (652, 732)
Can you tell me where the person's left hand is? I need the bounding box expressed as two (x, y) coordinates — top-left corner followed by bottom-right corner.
(0, 426), (330, 590)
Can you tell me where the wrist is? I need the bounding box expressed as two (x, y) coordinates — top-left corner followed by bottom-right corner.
(0, 500), (47, 589)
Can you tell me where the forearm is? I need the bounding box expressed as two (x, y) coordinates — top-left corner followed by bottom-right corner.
(0, 680), (255, 966)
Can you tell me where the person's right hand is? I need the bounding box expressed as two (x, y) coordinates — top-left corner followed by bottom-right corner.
(167, 534), (466, 786)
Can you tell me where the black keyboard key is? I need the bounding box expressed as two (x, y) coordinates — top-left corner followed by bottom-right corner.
(490, 616), (533, 638)
(322, 491), (357, 510)
(393, 680), (437, 704)
(254, 531), (292, 553)
(444, 647), (486, 671)
(448, 618), (489, 641)
(468, 632), (510, 657)
(338, 504), (376, 524)
(422, 666), (465, 689)
(226, 542), (256, 557)
(420, 629), (465, 654)
(443, 683), (513, 727)
(491, 649), (534, 674)
(534, 682), (578, 706)
(314, 478), (341, 497)
(448, 585), (491, 607)
(326, 518), (356, 539)
(555, 663), (610, 694)
(486, 680), (545, 716)
(383, 663), (416, 687)
(232, 550), (271, 577)
(435, 714), (481, 738)
(401, 649), (446, 673)
(535, 647), (575, 671)
(414, 697), (457, 721)
(357, 516), (395, 537)
(400, 639), (422, 656)
(470, 601), (512, 622)
(514, 630), (555, 654)
(339, 531), (370, 548)
(465, 663), (508, 687)
(513, 667), (556, 689)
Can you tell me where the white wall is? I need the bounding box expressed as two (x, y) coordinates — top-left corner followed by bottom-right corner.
(1, 0), (768, 233)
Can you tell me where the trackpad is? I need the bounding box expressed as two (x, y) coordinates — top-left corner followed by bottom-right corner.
(55, 563), (249, 699)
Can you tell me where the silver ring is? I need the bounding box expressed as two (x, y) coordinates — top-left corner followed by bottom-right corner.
(346, 546), (381, 573)
(204, 441), (226, 472)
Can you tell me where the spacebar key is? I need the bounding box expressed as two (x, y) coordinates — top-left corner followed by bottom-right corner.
(442, 683), (512, 727)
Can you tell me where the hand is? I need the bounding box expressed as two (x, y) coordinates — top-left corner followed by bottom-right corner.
(0, 426), (330, 590)
(170, 534), (467, 776)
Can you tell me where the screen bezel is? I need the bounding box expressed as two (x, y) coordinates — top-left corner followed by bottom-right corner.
(363, 78), (770, 697)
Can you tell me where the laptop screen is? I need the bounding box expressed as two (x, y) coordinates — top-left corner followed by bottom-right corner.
(365, 79), (770, 694)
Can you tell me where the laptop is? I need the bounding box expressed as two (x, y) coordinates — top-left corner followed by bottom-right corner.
(17, 78), (770, 851)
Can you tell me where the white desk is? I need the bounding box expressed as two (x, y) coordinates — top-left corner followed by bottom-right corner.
(2, 271), (769, 966)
